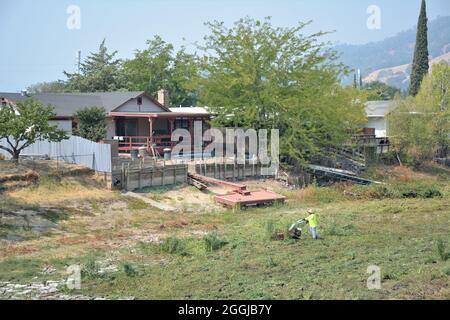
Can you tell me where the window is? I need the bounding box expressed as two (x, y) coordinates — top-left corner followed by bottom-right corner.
(175, 119), (190, 130)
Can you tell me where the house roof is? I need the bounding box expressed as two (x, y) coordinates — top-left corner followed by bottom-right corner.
(0, 91), (170, 116)
(365, 100), (392, 118)
(169, 107), (210, 114)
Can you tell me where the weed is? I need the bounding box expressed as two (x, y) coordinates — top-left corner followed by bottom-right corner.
(160, 236), (189, 256)
(265, 220), (277, 241)
(81, 256), (101, 279)
(266, 256), (278, 268)
(443, 266), (450, 276)
(122, 262), (137, 277)
(203, 232), (228, 252)
(436, 239), (449, 261)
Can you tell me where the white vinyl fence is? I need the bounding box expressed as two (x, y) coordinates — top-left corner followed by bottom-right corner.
(0, 136), (112, 172)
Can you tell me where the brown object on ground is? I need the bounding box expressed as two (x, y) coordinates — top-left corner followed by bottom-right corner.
(276, 230), (285, 241)
(188, 173), (285, 208)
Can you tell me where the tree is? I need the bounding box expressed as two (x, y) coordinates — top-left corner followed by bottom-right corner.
(123, 36), (199, 106)
(195, 17), (366, 163)
(64, 39), (124, 92)
(363, 81), (401, 100)
(123, 36), (173, 96)
(74, 107), (107, 142)
(388, 63), (450, 164)
(0, 98), (67, 160)
(415, 63), (450, 157)
(387, 97), (433, 165)
(409, 0), (429, 96)
(27, 80), (68, 94)
(165, 49), (199, 107)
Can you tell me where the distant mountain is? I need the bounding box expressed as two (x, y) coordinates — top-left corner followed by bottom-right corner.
(336, 16), (450, 89)
(363, 52), (450, 90)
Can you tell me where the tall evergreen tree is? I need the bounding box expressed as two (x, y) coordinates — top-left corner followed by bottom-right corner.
(64, 39), (124, 92)
(409, 0), (429, 96)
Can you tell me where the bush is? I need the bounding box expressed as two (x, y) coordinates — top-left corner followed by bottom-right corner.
(347, 182), (442, 200)
(160, 236), (189, 256)
(392, 183), (442, 199)
(204, 232), (228, 252)
(122, 262), (137, 277)
(74, 106), (107, 142)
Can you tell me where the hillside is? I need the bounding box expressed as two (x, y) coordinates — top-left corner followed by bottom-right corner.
(363, 52), (450, 90)
(336, 16), (450, 88)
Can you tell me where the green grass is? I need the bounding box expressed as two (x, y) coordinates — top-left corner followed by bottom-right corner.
(74, 194), (449, 299)
(1, 165), (449, 300)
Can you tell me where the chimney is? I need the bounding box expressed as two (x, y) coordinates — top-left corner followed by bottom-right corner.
(157, 89), (169, 108)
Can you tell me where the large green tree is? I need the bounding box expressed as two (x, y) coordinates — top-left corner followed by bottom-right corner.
(409, 0), (429, 96)
(123, 36), (199, 106)
(195, 17), (366, 163)
(415, 63), (450, 157)
(388, 63), (450, 164)
(123, 36), (173, 96)
(0, 99), (67, 160)
(64, 39), (124, 92)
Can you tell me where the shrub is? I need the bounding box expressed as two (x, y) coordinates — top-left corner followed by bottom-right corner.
(74, 106), (107, 142)
(203, 232), (228, 252)
(160, 236), (189, 256)
(346, 182), (442, 200)
(392, 183), (442, 199)
(122, 262), (137, 277)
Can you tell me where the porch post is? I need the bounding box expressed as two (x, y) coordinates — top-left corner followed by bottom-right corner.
(188, 118), (195, 151)
(149, 117), (154, 145)
(169, 119), (174, 134)
(169, 119), (175, 147)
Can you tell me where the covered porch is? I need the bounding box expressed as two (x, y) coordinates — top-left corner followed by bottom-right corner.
(110, 112), (211, 155)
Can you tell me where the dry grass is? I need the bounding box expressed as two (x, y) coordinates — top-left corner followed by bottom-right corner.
(8, 175), (116, 205)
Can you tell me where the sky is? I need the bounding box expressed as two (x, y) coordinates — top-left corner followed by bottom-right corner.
(0, 0), (449, 92)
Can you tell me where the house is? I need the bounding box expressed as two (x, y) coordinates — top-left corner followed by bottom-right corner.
(364, 100), (392, 138)
(0, 89), (211, 154)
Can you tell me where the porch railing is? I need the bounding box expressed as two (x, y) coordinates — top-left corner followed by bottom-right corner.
(117, 135), (176, 153)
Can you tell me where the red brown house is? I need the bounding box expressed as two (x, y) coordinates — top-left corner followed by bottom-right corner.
(0, 89), (211, 154)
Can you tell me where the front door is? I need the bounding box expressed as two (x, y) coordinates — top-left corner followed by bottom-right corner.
(116, 118), (138, 136)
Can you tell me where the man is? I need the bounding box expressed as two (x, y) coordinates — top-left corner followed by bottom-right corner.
(304, 209), (318, 240)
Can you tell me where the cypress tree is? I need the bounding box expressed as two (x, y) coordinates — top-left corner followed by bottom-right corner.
(409, 0), (429, 96)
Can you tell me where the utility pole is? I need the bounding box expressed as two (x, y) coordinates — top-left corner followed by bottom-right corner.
(76, 50), (81, 74)
(357, 69), (362, 89)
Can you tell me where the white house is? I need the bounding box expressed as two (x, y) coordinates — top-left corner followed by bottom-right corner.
(365, 100), (392, 138)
